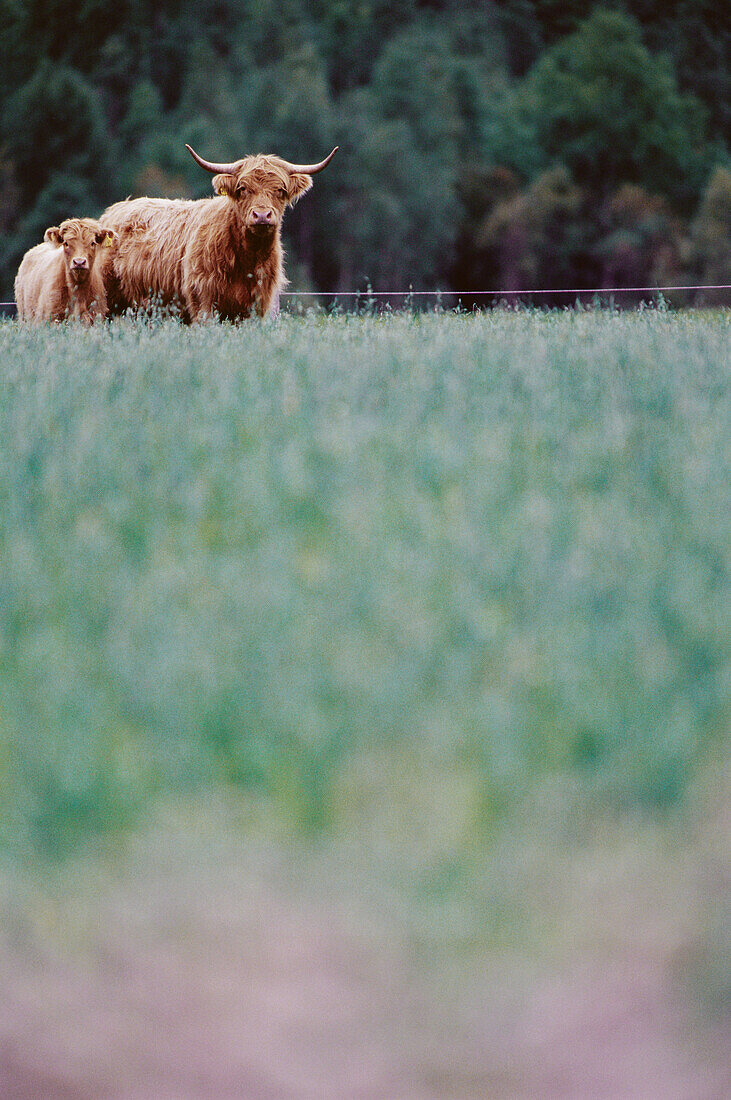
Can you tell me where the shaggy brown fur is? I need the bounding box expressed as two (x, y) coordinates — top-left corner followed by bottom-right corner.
(101, 155), (319, 321)
(15, 218), (118, 323)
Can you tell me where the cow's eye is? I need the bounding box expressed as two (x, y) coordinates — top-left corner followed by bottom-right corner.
(277, 187), (287, 200)
(236, 183), (249, 196)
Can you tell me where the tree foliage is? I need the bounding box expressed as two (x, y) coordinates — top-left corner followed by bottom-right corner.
(691, 167), (731, 297)
(519, 10), (710, 207)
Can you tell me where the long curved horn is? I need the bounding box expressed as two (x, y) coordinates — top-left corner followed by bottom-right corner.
(186, 143), (339, 176)
(278, 147), (339, 175)
(185, 144), (240, 174)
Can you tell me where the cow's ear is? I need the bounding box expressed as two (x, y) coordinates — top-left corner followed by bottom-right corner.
(44, 226), (63, 245)
(96, 228), (118, 246)
(286, 172), (313, 205)
(212, 173), (236, 197)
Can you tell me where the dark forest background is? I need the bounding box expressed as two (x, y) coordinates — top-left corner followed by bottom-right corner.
(0, 0), (728, 299)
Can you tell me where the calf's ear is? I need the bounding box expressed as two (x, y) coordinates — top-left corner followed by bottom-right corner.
(286, 172), (313, 205)
(44, 226), (63, 245)
(96, 228), (118, 246)
(212, 173), (236, 197)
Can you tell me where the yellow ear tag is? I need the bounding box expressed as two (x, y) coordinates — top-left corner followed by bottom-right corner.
(217, 187), (227, 195)
(103, 233), (114, 247)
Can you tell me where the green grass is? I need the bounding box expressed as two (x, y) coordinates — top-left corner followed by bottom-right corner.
(0, 309), (728, 855)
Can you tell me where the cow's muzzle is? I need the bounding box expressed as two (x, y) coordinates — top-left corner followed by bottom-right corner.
(249, 209), (276, 228)
(70, 258), (89, 281)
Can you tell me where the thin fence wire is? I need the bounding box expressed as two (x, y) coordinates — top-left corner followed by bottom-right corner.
(1, 284), (729, 317)
(282, 285), (731, 298)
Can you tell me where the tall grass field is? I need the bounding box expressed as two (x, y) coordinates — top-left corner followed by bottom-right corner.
(0, 309), (728, 857)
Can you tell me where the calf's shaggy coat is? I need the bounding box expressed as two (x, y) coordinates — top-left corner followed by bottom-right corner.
(101, 146), (337, 321)
(15, 218), (117, 323)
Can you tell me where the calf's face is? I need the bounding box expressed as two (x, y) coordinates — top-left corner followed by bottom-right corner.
(45, 219), (115, 283)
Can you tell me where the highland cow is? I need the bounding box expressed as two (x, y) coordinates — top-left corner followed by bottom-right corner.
(101, 145), (338, 321)
(15, 218), (118, 323)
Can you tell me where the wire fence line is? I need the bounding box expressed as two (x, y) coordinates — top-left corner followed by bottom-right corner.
(282, 284), (731, 298)
(2, 284), (729, 317)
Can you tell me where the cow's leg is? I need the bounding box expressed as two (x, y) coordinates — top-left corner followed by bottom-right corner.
(184, 278), (216, 323)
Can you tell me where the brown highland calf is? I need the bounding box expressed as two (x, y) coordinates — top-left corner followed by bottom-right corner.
(15, 218), (117, 323)
(100, 145), (337, 321)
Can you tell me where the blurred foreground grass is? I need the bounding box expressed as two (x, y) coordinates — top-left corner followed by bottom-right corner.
(0, 309), (728, 857)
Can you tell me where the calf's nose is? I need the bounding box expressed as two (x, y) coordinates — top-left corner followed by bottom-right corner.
(251, 208), (274, 225)
(71, 257), (88, 268)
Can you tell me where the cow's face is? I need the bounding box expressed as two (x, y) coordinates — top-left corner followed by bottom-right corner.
(211, 156), (312, 234)
(45, 219), (117, 283)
